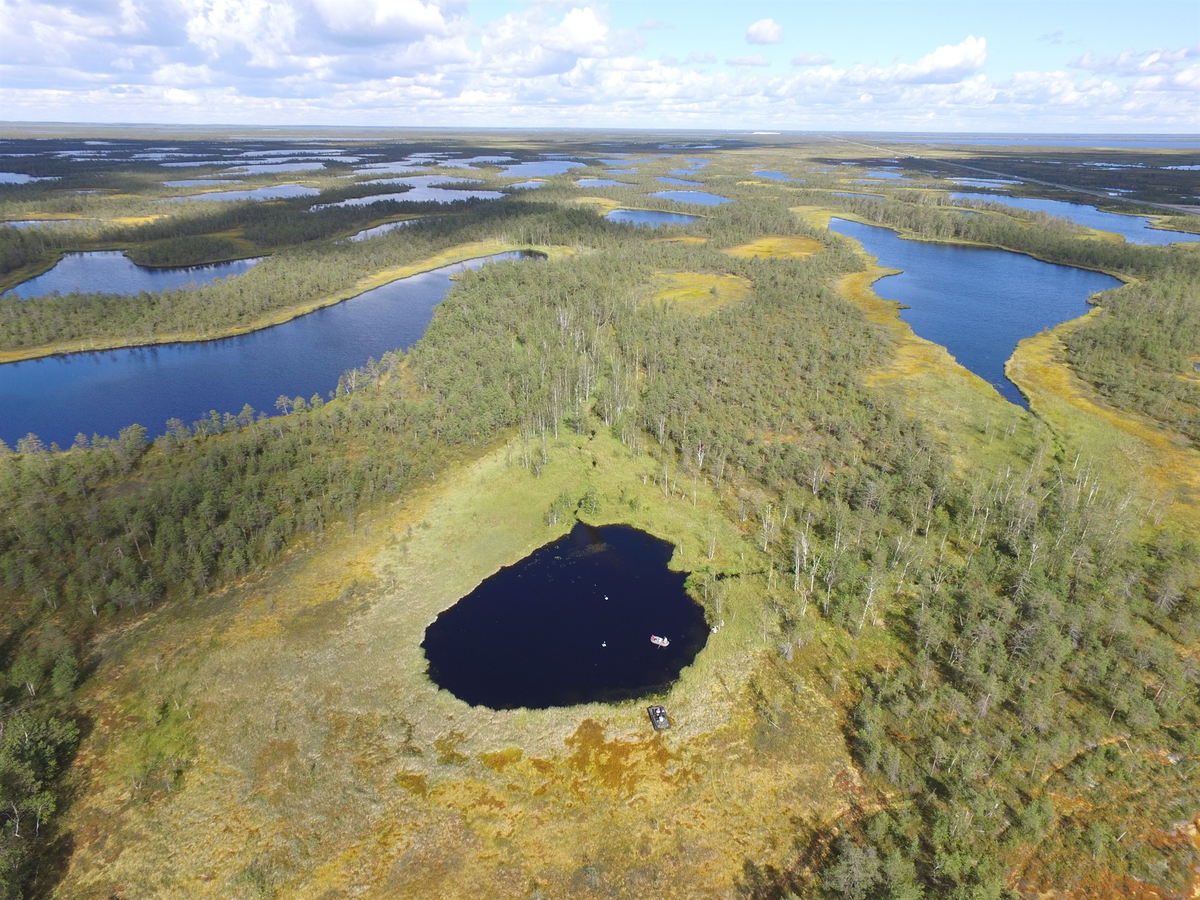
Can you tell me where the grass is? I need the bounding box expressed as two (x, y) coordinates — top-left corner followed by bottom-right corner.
(650, 271), (751, 315)
(56, 425), (858, 898)
(1008, 319), (1200, 529)
(723, 235), (823, 259)
(794, 205), (1039, 477)
(800, 203), (1199, 531)
(0, 240), (576, 365)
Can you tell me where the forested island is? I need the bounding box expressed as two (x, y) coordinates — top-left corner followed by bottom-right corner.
(0, 128), (1197, 899)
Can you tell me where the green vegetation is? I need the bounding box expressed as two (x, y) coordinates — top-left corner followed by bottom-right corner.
(0, 133), (1196, 898)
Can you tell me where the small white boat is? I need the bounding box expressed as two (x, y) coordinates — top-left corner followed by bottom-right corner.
(650, 634), (670, 648)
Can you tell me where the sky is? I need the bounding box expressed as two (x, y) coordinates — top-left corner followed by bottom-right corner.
(0, 0), (1197, 132)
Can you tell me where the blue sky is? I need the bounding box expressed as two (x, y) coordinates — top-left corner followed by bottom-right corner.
(0, 0), (1196, 131)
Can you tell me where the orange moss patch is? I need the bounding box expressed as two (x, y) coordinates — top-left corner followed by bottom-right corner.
(651, 235), (707, 245)
(1008, 323), (1200, 525)
(651, 271), (750, 314)
(724, 235), (822, 259)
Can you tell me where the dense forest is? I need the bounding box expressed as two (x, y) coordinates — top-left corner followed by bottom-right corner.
(0, 136), (1197, 898)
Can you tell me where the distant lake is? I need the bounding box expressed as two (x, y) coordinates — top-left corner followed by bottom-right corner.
(162, 179), (243, 187)
(576, 178), (633, 188)
(0, 253), (531, 446)
(347, 219), (416, 241)
(4, 219), (99, 229)
(832, 191), (885, 200)
(829, 217), (1120, 406)
(501, 160), (587, 178)
(875, 134), (1200, 149)
(506, 181), (546, 189)
(316, 175), (502, 207)
(164, 183), (319, 203)
(422, 522), (709, 710)
(606, 209), (698, 227)
(0, 173), (56, 184)
(224, 161), (327, 174)
(951, 178), (1021, 188)
(650, 190), (732, 206)
(753, 171), (800, 182)
(6, 251), (261, 299)
(657, 176), (703, 186)
(950, 192), (1200, 245)
(866, 169), (909, 180)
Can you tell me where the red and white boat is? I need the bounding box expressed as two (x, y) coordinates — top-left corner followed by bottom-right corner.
(650, 635), (670, 647)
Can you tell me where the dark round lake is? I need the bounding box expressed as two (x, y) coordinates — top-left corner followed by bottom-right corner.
(421, 522), (709, 710)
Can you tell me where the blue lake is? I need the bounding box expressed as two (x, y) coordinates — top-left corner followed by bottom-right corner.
(606, 209), (698, 227)
(951, 178), (1020, 188)
(753, 171), (800, 182)
(347, 219), (416, 241)
(162, 179), (243, 187)
(876, 135), (1200, 149)
(657, 176), (702, 186)
(650, 190), (732, 206)
(949, 192), (1200, 245)
(225, 161), (327, 174)
(867, 169), (909, 180)
(0, 253), (529, 446)
(4, 219), (99, 229)
(317, 176), (502, 207)
(832, 191), (885, 200)
(828, 217), (1120, 406)
(506, 181), (546, 190)
(164, 183), (319, 203)
(6, 251), (261, 299)
(0, 173), (56, 184)
(501, 160), (586, 178)
(422, 521), (708, 709)
(576, 178), (633, 188)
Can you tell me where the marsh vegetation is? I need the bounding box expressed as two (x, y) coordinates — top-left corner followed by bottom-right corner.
(0, 130), (1196, 899)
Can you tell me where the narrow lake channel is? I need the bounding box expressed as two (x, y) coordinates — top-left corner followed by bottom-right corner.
(0, 252), (531, 446)
(829, 217), (1121, 406)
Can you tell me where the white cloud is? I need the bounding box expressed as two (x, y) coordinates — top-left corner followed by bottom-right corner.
(0, 8), (1194, 131)
(746, 18), (782, 45)
(1070, 44), (1199, 77)
(727, 54), (769, 68)
(892, 35), (986, 84)
(181, 0), (300, 68)
(543, 7), (608, 55)
(792, 52), (832, 66)
(308, 0), (453, 43)
(151, 62), (215, 85)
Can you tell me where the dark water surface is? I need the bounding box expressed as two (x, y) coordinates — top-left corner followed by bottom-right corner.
(950, 192), (1200, 245)
(0, 253), (527, 446)
(7, 251), (261, 299)
(422, 522), (709, 710)
(828, 218), (1120, 406)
